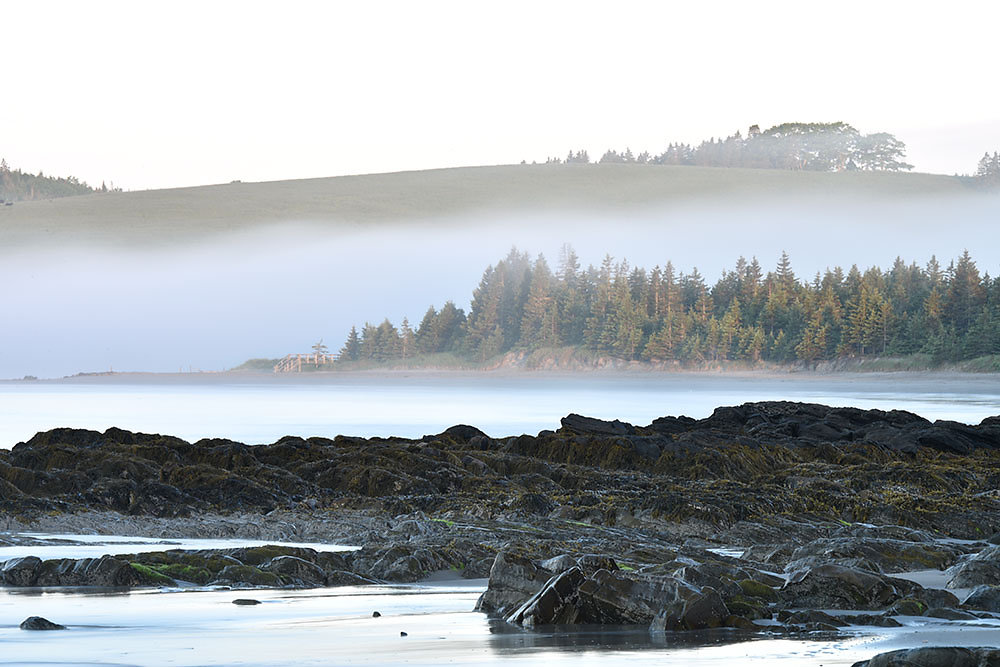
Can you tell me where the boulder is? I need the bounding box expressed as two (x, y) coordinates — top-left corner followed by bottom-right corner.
(852, 647), (1000, 667)
(962, 585), (1000, 612)
(781, 564), (901, 610)
(946, 545), (1000, 589)
(560, 414), (636, 436)
(20, 616), (66, 630)
(476, 552), (554, 616)
(210, 564), (282, 587)
(841, 614), (903, 627)
(262, 556), (327, 587)
(923, 607), (978, 621)
(34, 556), (143, 587)
(2, 556), (41, 586)
(579, 569), (696, 626)
(505, 566), (587, 627)
(777, 609), (847, 627)
(652, 587), (730, 632)
(787, 537), (959, 574)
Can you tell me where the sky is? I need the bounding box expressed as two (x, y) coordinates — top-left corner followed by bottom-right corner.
(3, 0), (1000, 190)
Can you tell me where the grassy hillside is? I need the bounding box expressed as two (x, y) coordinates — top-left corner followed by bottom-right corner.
(0, 164), (978, 248)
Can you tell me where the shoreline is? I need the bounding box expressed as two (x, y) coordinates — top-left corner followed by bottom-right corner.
(4, 364), (999, 385)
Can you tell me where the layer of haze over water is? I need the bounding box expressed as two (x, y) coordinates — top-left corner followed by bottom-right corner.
(2, 193), (999, 379)
(1, 372), (998, 449)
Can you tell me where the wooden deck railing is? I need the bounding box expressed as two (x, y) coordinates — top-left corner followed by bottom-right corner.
(273, 353), (337, 373)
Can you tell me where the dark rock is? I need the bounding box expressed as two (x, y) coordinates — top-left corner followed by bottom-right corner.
(581, 569), (695, 626)
(781, 564), (901, 610)
(560, 414), (636, 436)
(34, 555), (143, 587)
(665, 587), (730, 631)
(399, 631), (407, 637)
(262, 555), (327, 587)
(326, 570), (380, 586)
(963, 585), (1000, 612)
(852, 647), (1000, 667)
(841, 614), (903, 627)
(889, 598), (928, 616)
(372, 611), (381, 617)
(919, 588), (961, 609)
(433, 425), (489, 443)
(778, 609), (847, 627)
(787, 537), (960, 574)
(232, 599), (261, 606)
(510, 492), (556, 516)
(946, 545), (1000, 589)
(476, 552), (554, 617)
(2, 556), (41, 586)
(20, 616), (66, 630)
(506, 566), (587, 627)
(925, 607), (980, 621)
(210, 564), (282, 587)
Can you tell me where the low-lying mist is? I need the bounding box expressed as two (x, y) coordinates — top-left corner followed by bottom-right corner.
(3, 192), (998, 378)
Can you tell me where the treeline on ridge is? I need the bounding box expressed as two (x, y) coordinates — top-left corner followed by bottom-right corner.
(338, 247), (1000, 367)
(538, 122), (914, 172)
(0, 158), (117, 202)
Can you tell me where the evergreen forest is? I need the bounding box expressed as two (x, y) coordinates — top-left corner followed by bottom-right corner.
(338, 247), (1000, 368)
(0, 158), (114, 201)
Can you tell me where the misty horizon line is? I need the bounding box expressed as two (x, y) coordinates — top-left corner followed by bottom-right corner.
(5, 141), (996, 199)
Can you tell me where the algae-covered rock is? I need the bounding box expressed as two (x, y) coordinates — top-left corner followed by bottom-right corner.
(211, 564), (282, 588)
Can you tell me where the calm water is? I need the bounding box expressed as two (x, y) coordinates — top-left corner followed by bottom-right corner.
(0, 371), (998, 447)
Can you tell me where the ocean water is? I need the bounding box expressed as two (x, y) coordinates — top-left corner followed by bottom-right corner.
(0, 371), (998, 448)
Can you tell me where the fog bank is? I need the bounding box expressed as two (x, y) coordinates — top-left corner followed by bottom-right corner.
(3, 193), (998, 378)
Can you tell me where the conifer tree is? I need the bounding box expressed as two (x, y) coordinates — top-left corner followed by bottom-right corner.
(339, 326), (361, 361)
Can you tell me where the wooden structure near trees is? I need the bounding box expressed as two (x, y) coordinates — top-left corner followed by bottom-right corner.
(273, 340), (336, 373)
(273, 352), (336, 373)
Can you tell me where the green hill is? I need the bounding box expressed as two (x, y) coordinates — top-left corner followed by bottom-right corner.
(0, 164), (980, 248)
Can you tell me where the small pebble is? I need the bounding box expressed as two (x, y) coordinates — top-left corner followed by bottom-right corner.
(372, 611), (381, 617)
(400, 631), (408, 637)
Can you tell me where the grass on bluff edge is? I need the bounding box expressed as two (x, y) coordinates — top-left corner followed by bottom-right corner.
(0, 164), (978, 248)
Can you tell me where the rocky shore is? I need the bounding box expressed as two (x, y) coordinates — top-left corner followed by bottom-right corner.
(3, 401), (1000, 659)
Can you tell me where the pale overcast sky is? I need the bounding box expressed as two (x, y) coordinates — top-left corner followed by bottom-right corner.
(4, 0), (999, 190)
